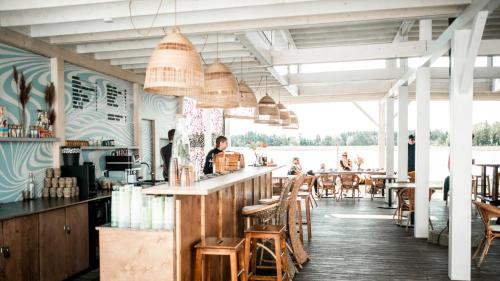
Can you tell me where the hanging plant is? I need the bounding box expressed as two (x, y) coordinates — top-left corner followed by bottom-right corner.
(44, 82), (56, 126)
(12, 66), (32, 137)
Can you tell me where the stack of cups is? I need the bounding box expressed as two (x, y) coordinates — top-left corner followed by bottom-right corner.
(111, 190), (120, 227)
(164, 195), (174, 230)
(118, 185), (131, 228)
(151, 196), (164, 230)
(130, 186), (142, 229)
(140, 195), (153, 229)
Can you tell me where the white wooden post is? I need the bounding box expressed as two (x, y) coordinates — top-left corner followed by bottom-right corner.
(397, 85), (408, 182)
(378, 100), (386, 169)
(449, 28), (473, 281)
(50, 57), (65, 168)
(415, 19), (432, 238)
(133, 83), (141, 148)
(385, 98), (395, 176)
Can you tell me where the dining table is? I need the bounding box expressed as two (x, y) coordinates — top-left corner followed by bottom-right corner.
(474, 162), (500, 205)
(379, 181), (443, 209)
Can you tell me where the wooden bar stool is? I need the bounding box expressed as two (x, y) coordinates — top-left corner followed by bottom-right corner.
(297, 193), (312, 241)
(244, 225), (289, 281)
(194, 237), (247, 281)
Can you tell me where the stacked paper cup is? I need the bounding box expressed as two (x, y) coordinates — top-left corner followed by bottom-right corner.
(130, 186), (142, 229)
(151, 196), (164, 230)
(140, 195), (153, 229)
(164, 195), (174, 230)
(111, 190), (120, 227)
(118, 185), (131, 228)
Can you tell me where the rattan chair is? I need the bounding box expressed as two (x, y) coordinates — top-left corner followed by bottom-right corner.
(317, 174), (337, 199)
(408, 171), (416, 183)
(369, 178), (385, 201)
(472, 201), (500, 268)
(299, 175), (317, 207)
(339, 173), (361, 201)
(394, 188), (436, 231)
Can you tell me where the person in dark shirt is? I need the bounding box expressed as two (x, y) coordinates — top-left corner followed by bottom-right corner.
(203, 136), (228, 175)
(408, 134), (416, 172)
(339, 152), (352, 171)
(160, 129), (175, 181)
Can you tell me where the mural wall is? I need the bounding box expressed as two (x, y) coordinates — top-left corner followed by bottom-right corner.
(0, 43), (53, 202)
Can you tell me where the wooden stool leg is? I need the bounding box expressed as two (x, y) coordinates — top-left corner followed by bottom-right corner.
(230, 252), (238, 281)
(205, 256), (211, 281)
(274, 237), (283, 281)
(251, 238), (257, 276)
(280, 233), (289, 281)
(195, 249), (203, 281)
(238, 246), (247, 281)
(306, 197), (312, 242)
(244, 235), (251, 278)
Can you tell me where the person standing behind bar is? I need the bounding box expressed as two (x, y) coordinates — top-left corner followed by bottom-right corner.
(203, 136), (228, 175)
(160, 129), (175, 181)
(408, 134), (416, 173)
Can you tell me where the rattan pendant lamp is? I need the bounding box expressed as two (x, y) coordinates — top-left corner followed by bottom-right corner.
(238, 58), (257, 108)
(283, 110), (299, 129)
(269, 89), (291, 127)
(255, 76), (279, 124)
(143, 0), (204, 96)
(196, 34), (240, 108)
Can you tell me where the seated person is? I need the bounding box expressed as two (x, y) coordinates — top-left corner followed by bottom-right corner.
(339, 152), (352, 171)
(289, 157), (303, 175)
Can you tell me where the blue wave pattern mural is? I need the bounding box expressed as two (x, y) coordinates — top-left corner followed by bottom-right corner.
(0, 43), (53, 203)
(141, 92), (177, 180)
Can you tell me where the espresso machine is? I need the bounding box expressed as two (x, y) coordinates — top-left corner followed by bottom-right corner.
(105, 155), (141, 184)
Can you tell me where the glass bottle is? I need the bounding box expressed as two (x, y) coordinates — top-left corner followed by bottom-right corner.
(27, 172), (35, 200)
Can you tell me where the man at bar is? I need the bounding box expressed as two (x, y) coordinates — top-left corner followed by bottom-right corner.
(408, 134), (416, 173)
(160, 129), (175, 181)
(203, 135), (228, 175)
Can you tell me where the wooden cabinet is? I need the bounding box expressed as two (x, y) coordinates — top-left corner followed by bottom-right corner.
(66, 203), (89, 276)
(39, 203), (89, 281)
(39, 208), (67, 281)
(0, 215), (39, 281)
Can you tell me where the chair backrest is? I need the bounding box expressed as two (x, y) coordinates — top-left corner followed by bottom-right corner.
(319, 174), (335, 185)
(340, 173), (360, 188)
(303, 175), (315, 192)
(473, 201), (500, 235)
(275, 178), (293, 225)
(408, 171), (416, 183)
(399, 188), (415, 209)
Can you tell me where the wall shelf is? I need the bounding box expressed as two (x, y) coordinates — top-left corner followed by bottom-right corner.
(80, 146), (139, 151)
(0, 138), (60, 142)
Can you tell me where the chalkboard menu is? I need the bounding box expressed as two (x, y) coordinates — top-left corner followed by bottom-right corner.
(105, 84), (127, 124)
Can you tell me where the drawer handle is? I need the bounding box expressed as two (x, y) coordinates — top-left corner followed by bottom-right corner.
(0, 247), (10, 258)
(64, 224), (72, 234)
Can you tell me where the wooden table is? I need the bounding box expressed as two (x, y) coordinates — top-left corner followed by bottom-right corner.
(381, 181), (443, 209)
(475, 163), (500, 204)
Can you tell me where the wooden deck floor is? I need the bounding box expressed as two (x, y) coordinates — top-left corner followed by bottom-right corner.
(293, 195), (500, 281)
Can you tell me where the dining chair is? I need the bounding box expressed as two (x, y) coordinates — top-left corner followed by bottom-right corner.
(339, 173), (361, 201)
(394, 188), (436, 231)
(408, 171), (416, 183)
(299, 175), (317, 208)
(317, 174), (336, 200)
(369, 178), (385, 201)
(472, 201), (500, 268)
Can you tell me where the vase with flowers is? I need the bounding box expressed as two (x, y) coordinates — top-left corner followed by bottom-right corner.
(354, 155), (365, 171)
(248, 140), (267, 166)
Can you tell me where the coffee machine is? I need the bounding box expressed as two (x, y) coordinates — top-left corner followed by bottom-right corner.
(61, 162), (97, 199)
(105, 155), (141, 184)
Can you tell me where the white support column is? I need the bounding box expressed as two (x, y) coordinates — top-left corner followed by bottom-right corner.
(378, 100), (386, 169)
(397, 85), (408, 182)
(449, 28), (473, 281)
(385, 98), (395, 176)
(50, 57), (65, 168)
(415, 19), (432, 238)
(415, 67), (431, 238)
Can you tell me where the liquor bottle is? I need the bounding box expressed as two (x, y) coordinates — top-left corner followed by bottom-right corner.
(27, 172), (35, 200)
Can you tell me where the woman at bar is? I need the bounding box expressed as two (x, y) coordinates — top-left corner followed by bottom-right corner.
(339, 152), (352, 171)
(289, 157), (303, 175)
(203, 136), (228, 175)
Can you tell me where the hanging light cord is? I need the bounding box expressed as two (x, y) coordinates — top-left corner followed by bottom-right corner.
(199, 34), (209, 65)
(128, 0), (164, 37)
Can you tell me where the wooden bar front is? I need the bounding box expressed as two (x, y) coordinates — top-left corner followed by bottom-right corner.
(99, 166), (278, 281)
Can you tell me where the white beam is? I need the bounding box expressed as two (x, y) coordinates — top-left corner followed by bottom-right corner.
(23, 0), (469, 37)
(109, 53), (253, 66)
(397, 86), (409, 182)
(272, 41), (427, 65)
(0, 0), (124, 11)
(237, 31), (298, 96)
(94, 48), (248, 60)
(415, 19), (432, 239)
(385, 98), (395, 177)
(75, 35), (238, 53)
(448, 28), (473, 281)
(299, 81), (393, 96)
(460, 11), (488, 92)
(352, 102), (378, 127)
(386, 0), (500, 99)
(393, 20), (416, 42)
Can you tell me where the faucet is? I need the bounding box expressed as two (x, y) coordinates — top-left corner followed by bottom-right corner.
(140, 162), (156, 185)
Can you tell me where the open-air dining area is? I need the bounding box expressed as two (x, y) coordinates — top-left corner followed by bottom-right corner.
(2, 1), (500, 281)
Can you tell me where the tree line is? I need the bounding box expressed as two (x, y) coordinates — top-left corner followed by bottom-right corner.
(231, 121), (500, 147)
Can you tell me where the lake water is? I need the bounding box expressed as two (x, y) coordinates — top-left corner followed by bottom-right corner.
(230, 146), (500, 181)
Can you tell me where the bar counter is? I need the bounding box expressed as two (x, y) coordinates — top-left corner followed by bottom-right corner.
(98, 166), (282, 281)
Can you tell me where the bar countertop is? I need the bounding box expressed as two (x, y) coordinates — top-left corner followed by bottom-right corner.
(0, 190), (111, 221)
(143, 166), (283, 196)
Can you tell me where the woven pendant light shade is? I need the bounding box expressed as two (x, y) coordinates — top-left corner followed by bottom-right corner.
(283, 110), (299, 129)
(276, 103), (291, 127)
(255, 95), (279, 124)
(144, 27), (204, 96)
(196, 60), (240, 108)
(238, 80), (257, 108)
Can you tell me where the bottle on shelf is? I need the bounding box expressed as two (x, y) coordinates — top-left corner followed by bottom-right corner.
(27, 171), (35, 200)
